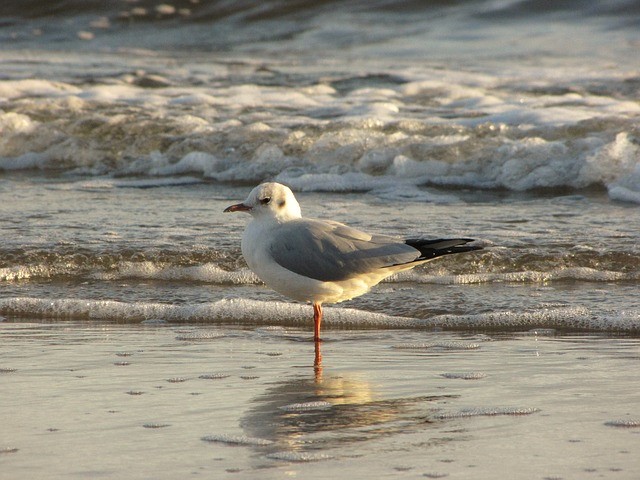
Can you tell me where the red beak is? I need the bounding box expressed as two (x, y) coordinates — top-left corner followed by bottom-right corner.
(223, 203), (252, 213)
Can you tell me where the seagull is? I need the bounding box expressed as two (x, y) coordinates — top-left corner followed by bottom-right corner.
(224, 182), (481, 342)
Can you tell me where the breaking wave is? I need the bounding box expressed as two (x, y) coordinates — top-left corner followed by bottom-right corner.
(1, 297), (637, 333)
(1, 247), (639, 285)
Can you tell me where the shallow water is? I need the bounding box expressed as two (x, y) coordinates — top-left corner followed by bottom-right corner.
(2, 322), (639, 479)
(1, 177), (639, 333)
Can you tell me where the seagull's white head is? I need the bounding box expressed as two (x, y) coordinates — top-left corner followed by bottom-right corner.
(224, 182), (302, 221)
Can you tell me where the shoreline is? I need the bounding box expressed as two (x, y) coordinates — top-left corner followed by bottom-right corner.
(2, 321), (639, 479)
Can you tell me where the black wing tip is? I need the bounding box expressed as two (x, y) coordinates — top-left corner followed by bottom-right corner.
(405, 237), (483, 261)
(405, 237), (480, 247)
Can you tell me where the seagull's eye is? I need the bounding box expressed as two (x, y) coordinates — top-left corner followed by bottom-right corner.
(259, 197), (271, 205)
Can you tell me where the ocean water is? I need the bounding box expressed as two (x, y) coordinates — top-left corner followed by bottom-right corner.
(1, 0), (640, 478)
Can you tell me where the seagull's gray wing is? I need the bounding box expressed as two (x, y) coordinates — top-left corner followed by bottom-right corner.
(267, 219), (420, 282)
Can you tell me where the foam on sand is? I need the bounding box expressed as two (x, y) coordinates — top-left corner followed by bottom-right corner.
(438, 407), (540, 419)
(201, 434), (273, 446)
(604, 419), (640, 428)
(279, 401), (333, 412)
(265, 451), (333, 462)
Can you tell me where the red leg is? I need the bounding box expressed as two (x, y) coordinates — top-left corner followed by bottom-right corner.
(313, 302), (323, 342)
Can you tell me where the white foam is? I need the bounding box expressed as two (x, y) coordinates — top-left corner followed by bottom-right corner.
(265, 451), (333, 462)
(198, 373), (230, 380)
(519, 328), (557, 337)
(168, 92), (219, 107)
(201, 434), (273, 446)
(279, 401), (333, 412)
(94, 263), (260, 284)
(604, 419), (640, 428)
(429, 307), (640, 332)
(1, 68), (638, 200)
(398, 267), (636, 285)
(582, 132), (640, 203)
(0, 298), (638, 333)
(392, 342), (481, 350)
(166, 377), (187, 383)
(0, 297), (415, 327)
(149, 152), (221, 176)
(607, 154), (640, 204)
(0, 79), (81, 100)
(438, 407), (540, 419)
(1, 262), (94, 283)
(175, 331), (225, 341)
(440, 372), (487, 380)
(70, 176), (203, 190)
(422, 473), (449, 479)
(0, 112), (37, 138)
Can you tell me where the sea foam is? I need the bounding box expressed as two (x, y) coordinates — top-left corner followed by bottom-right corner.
(0, 297), (414, 327)
(1, 69), (639, 204)
(0, 298), (638, 333)
(94, 262), (260, 284)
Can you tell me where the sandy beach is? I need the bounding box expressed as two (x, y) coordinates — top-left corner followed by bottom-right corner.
(2, 321), (639, 479)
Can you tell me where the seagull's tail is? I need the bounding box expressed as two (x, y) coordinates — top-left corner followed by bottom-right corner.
(404, 238), (483, 262)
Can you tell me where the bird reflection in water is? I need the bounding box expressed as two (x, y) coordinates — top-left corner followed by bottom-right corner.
(241, 341), (451, 457)
(314, 341), (322, 379)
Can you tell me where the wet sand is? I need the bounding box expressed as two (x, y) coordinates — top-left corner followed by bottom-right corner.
(2, 321), (639, 479)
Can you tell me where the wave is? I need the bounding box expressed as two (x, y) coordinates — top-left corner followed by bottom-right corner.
(1, 297), (637, 333)
(1, 0), (639, 204)
(0, 297), (412, 326)
(2, 247), (639, 285)
(1, 75), (639, 202)
(430, 307), (640, 333)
